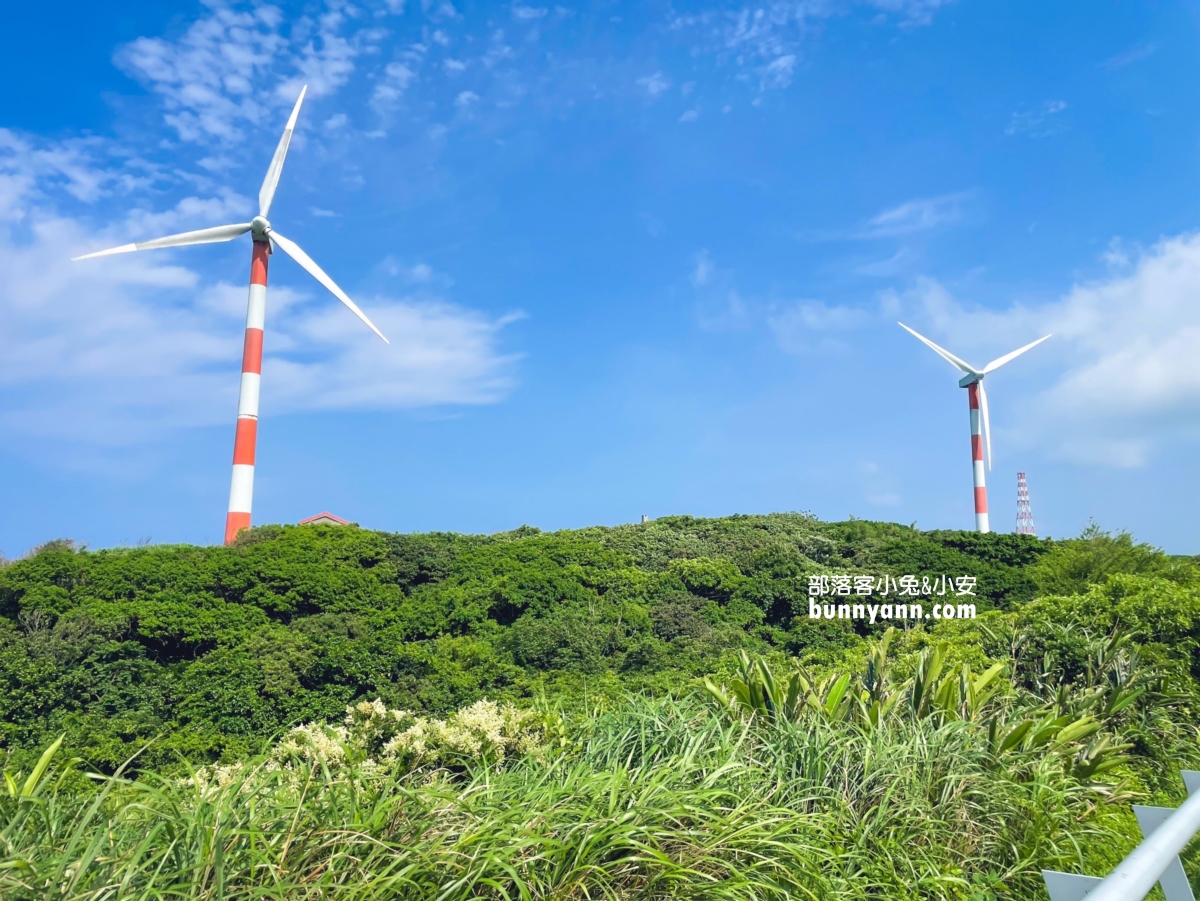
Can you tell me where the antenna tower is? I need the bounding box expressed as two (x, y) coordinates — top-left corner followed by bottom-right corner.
(1015, 472), (1035, 535)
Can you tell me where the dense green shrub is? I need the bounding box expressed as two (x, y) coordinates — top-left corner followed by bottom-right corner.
(0, 516), (1194, 773)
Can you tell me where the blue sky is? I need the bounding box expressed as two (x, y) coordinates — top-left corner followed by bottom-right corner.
(2, 0), (1200, 555)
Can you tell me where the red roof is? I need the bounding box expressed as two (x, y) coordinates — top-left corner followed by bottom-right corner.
(299, 511), (350, 526)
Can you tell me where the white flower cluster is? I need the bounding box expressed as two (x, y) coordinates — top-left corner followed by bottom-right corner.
(189, 697), (552, 796)
(274, 722), (351, 765)
(382, 699), (545, 766)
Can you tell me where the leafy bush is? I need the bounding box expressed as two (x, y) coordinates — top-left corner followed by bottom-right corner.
(0, 515), (1194, 776)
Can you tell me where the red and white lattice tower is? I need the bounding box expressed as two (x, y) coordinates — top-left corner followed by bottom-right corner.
(1015, 472), (1035, 535)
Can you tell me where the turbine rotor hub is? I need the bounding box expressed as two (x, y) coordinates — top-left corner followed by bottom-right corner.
(250, 216), (271, 239)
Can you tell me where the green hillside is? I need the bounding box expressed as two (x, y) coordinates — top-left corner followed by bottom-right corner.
(2, 514), (1199, 899)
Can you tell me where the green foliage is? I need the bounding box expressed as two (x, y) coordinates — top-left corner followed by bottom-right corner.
(0, 514), (1194, 781)
(3, 692), (1195, 901)
(1, 514), (1199, 898)
(1028, 522), (1196, 596)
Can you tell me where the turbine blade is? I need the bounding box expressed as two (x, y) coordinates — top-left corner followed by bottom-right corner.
(898, 322), (979, 375)
(983, 334), (1052, 373)
(978, 380), (993, 471)
(258, 85), (308, 218)
(268, 229), (389, 344)
(72, 223), (252, 260)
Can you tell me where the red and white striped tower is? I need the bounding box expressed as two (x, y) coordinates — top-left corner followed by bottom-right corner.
(966, 381), (989, 533)
(224, 239), (270, 545)
(898, 322), (1050, 534)
(73, 85), (390, 546)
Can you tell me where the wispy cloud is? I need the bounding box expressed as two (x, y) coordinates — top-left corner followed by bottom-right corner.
(688, 251), (876, 347)
(857, 192), (971, 239)
(116, 5), (288, 143)
(1103, 42), (1155, 69)
(637, 72), (671, 99)
(761, 54), (796, 89)
(512, 5), (548, 19)
(798, 192), (971, 243)
(768, 300), (872, 353)
(1005, 100), (1067, 138)
(669, 0), (954, 97)
(0, 129), (133, 213)
(371, 62), (417, 112)
(857, 248), (912, 277)
(867, 0), (957, 27)
(688, 251), (751, 331)
(116, 1), (385, 145)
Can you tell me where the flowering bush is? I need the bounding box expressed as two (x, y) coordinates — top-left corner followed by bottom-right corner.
(193, 698), (558, 794)
(382, 699), (550, 767)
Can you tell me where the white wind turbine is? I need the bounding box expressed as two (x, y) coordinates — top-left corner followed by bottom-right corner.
(73, 86), (388, 545)
(899, 322), (1050, 533)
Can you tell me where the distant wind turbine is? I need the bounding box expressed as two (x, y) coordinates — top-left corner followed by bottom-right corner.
(898, 323), (1050, 533)
(74, 86), (388, 545)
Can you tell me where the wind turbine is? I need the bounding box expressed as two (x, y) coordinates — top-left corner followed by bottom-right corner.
(898, 323), (1050, 533)
(73, 86), (388, 545)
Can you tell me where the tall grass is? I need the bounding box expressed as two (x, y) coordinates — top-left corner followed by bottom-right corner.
(0, 694), (1142, 901)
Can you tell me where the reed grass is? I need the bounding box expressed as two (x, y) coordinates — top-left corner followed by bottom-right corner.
(1, 694), (1142, 901)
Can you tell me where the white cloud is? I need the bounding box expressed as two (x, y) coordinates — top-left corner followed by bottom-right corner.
(679, 109), (699, 123)
(857, 248), (912, 277)
(670, 0), (952, 96)
(858, 191), (970, 238)
(483, 29), (515, 67)
(1104, 42), (1155, 69)
(372, 62), (417, 111)
(1005, 100), (1067, 138)
(768, 300), (872, 353)
(121, 190), (256, 240)
(688, 251), (751, 331)
(884, 234), (1200, 466)
(277, 9), (369, 102)
(0, 152), (522, 452)
(269, 301), (522, 412)
(379, 256), (438, 284)
(637, 72), (671, 98)
(513, 5), (548, 19)
(455, 90), (481, 108)
(0, 130), (128, 217)
(116, 5), (289, 143)
(117, 2), (382, 144)
(761, 54), (796, 90)
(866, 0), (956, 27)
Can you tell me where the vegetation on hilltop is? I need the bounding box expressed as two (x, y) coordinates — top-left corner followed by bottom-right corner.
(0, 514), (1084, 769)
(1, 514), (1199, 899)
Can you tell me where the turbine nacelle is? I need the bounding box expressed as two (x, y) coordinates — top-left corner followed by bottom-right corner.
(958, 373), (983, 388)
(250, 216), (271, 240)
